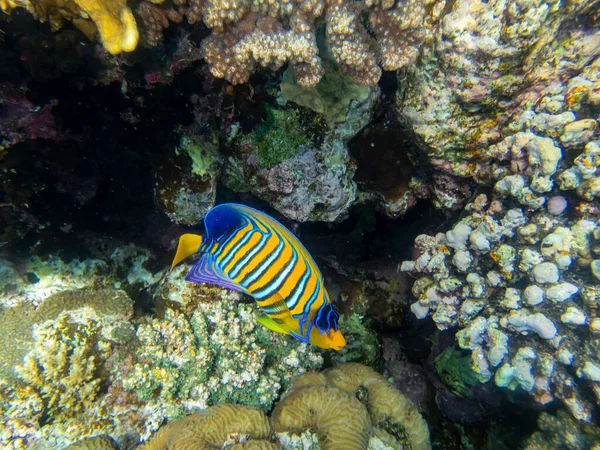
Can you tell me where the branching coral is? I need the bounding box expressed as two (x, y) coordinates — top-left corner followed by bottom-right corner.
(0, 0), (138, 54)
(16, 315), (109, 417)
(138, 404), (275, 450)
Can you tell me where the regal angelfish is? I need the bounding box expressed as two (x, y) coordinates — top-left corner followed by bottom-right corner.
(171, 203), (346, 351)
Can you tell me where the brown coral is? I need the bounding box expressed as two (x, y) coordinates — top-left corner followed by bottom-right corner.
(273, 363), (431, 450)
(138, 404), (275, 450)
(139, 0), (445, 86)
(64, 436), (118, 450)
(324, 363), (431, 450)
(273, 384), (372, 450)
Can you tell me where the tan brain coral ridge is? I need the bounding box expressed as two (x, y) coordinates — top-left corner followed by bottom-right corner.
(138, 404), (277, 450)
(273, 362), (431, 450)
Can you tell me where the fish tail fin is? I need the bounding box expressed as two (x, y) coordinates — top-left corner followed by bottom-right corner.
(171, 233), (203, 270)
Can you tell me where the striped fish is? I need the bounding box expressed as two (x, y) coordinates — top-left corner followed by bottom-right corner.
(171, 203), (346, 351)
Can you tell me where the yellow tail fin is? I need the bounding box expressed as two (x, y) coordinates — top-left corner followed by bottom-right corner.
(171, 234), (203, 270)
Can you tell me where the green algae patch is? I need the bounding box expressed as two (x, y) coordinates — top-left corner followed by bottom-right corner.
(250, 106), (311, 169)
(330, 313), (379, 367)
(434, 345), (479, 398)
(177, 135), (220, 178)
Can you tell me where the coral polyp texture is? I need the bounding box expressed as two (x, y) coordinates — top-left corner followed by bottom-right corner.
(2, 0), (445, 85)
(183, 0), (445, 86)
(138, 404), (276, 450)
(139, 363), (430, 449)
(399, 0), (600, 424)
(0, 0), (138, 54)
(273, 363), (431, 450)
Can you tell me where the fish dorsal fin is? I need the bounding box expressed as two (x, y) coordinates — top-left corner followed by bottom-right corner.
(172, 234), (204, 270)
(185, 253), (246, 293)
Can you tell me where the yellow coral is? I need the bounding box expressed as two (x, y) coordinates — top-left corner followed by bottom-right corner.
(272, 384), (372, 450)
(139, 404), (274, 450)
(0, 0), (138, 54)
(74, 0), (138, 53)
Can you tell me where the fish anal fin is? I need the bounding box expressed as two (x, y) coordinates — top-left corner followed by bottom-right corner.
(172, 234), (203, 270)
(256, 316), (289, 335)
(185, 253), (245, 294)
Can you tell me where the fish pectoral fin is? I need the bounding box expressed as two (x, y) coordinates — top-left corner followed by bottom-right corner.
(256, 316), (289, 335)
(172, 234), (204, 270)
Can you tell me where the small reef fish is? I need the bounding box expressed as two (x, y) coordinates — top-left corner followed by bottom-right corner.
(171, 203), (346, 351)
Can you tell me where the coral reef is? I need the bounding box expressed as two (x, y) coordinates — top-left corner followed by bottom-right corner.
(274, 362), (431, 450)
(223, 82), (377, 221)
(523, 409), (600, 450)
(400, 6), (600, 421)
(198, 0), (445, 86)
(274, 384), (371, 450)
(138, 404), (275, 450)
(0, 82), (58, 150)
(395, 0), (599, 207)
(114, 264), (323, 437)
(64, 436), (118, 449)
(0, 287), (135, 448)
(401, 193), (600, 421)
(3, 0), (444, 85)
(1, 0), (138, 54)
(138, 363), (429, 449)
(154, 135), (222, 225)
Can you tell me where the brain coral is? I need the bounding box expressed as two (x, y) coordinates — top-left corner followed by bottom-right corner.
(273, 384), (372, 450)
(64, 436), (118, 450)
(138, 404), (275, 450)
(273, 363), (431, 450)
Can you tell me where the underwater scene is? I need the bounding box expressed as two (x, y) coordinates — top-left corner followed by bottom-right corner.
(0, 0), (599, 448)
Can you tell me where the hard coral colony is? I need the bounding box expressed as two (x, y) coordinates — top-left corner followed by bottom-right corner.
(0, 0), (442, 85)
(1, 0), (600, 448)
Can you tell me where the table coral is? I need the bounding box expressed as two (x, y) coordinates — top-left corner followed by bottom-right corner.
(0, 0), (138, 54)
(138, 404), (275, 450)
